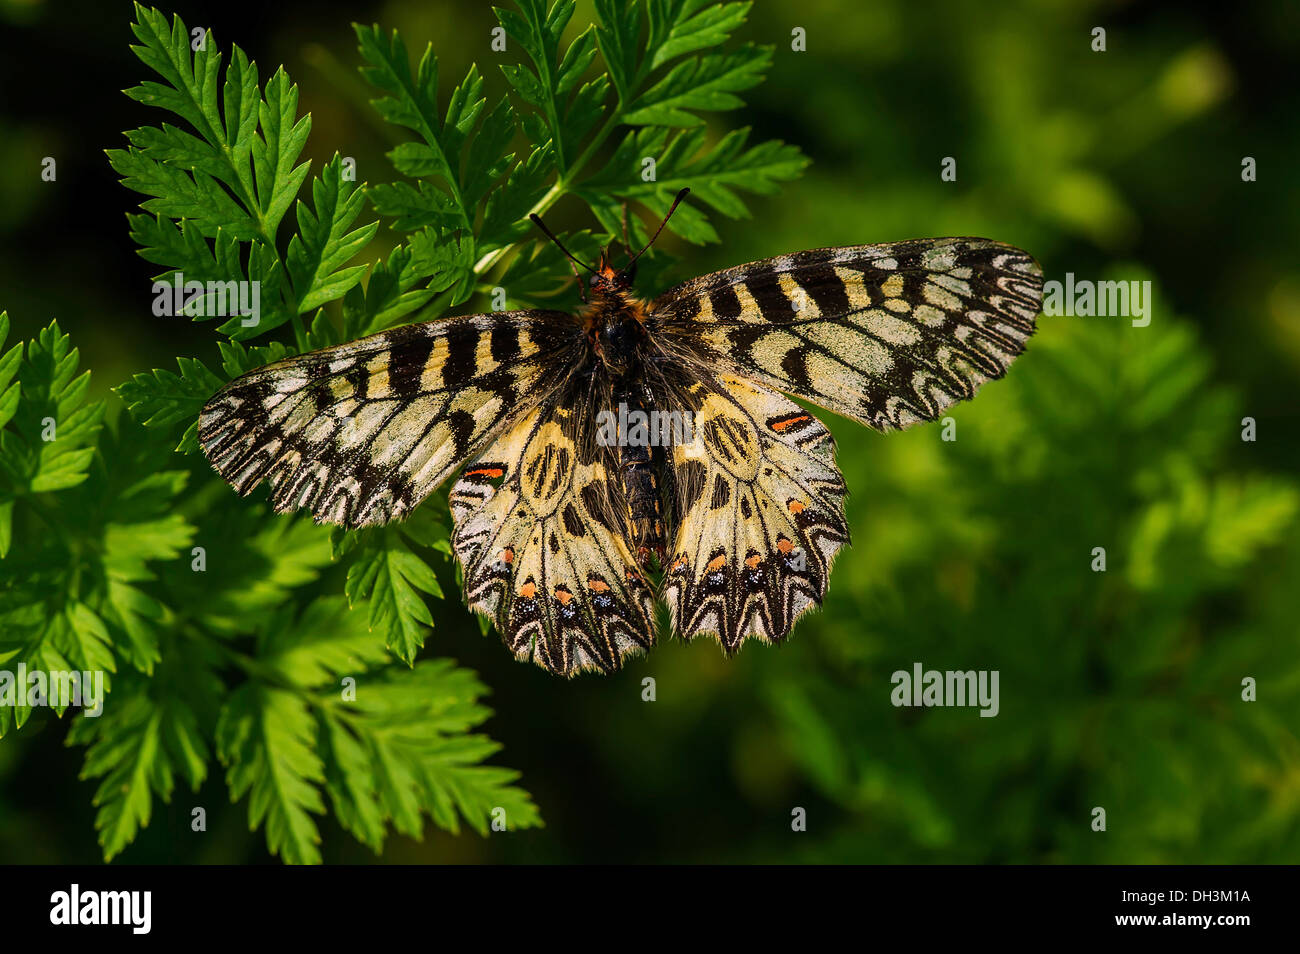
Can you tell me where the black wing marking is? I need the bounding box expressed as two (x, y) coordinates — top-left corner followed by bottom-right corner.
(649, 238), (1043, 430)
(199, 311), (582, 527)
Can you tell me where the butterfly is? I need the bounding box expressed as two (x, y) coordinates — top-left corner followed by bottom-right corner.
(199, 189), (1044, 676)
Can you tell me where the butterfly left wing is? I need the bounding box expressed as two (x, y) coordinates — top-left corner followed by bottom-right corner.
(649, 237), (1042, 431)
(449, 387), (656, 676)
(199, 311), (580, 527)
(664, 372), (849, 652)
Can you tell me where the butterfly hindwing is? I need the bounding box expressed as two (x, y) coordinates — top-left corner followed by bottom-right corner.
(665, 373), (849, 652)
(199, 311), (580, 527)
(650, 238), (1043, 431)
(449, 388), (656, 676)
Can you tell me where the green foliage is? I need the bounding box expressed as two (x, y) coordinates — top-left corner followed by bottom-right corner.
(0, 319), (104, 496)
(340, 505), (451, 665)
(1, 319), (119, 736)
(109, 4), (376, 343)
(756, 289), (1300, 863)
(0, 321), (540, 861)
(117, 357), (224, 454)
(357, 0), (805, 309)
(1, 0), (800, 863)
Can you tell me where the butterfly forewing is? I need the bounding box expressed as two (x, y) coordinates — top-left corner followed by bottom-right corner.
(198, 311), (581, 527)
(649, 238), (1043, 431)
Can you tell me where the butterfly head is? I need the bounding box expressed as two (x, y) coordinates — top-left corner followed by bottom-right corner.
(589, 249), (636, 296)
(529, 188), (690, 300)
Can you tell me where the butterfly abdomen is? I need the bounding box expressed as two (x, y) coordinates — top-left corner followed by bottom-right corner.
(610, 379), (667, 568)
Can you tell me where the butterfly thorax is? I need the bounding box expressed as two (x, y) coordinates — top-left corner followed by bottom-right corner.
(583, 286), (650, 376)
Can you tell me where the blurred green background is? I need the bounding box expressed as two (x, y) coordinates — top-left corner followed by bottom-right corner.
(1, 0), (1298, 863)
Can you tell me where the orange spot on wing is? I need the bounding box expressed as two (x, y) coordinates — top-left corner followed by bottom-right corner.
(776, 538), (795, 554)
(788, 500), (806, 514)
(466, 467), (504, 479)
(554, 587), (573, 604)
(771, 415), (810, 432)
(500, 548), (514, 564)
(706, 555), (727, 573)
(519, 582), (536, 599)
(745, 554), (762, 569)
(588, 579), (610, 593)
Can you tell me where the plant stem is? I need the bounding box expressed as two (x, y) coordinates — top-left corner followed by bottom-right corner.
(289, 311), (308, 351)
(469, 109), (625, 279)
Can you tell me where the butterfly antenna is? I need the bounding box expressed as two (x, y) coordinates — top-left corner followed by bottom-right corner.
(627, 188), (690, 267)
(529, 212), (595, 273)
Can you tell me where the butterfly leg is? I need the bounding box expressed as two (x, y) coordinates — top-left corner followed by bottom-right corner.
(620, 202), (635, 259)
(566, 255), (589, 304)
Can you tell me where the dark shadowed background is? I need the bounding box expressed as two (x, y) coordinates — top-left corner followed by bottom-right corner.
(1, 0), (1298, 863)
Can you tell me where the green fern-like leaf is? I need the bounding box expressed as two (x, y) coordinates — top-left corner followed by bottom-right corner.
(111, 5), (377, 346)
(3, 0), (809, 861)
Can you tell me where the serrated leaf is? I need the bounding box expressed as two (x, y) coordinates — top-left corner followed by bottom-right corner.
(125, 7), (224, 143)
(217, 338), (291, 378)
(405, 227), (477, 307)
(0, 321), (105, 494)
(99, 578), (165, 674)
(622, 43), (772, 126)
(217, 683), (325, 865)
(259, 596), (390, 688)
(479, 143), (556, 252)
(320, 659), (542, 851)
(579, 125), (807, 243)
(646, 0), (751, 70)
(319, 710), (387, 851)
(53, 601), (117, 680)
(285, 156), (379, 315)
(117, 6), (345, 349)
(366, 180), (462, 232)
(594, 0), (643, 105)
(116, 356), (224, 454)
(79, 689), (168, 861)
(190, 514), (335, 628)
(496, 2), (600, 172)
(71, 645), (220, 861)
(108, 147), (259, 241)
(462, 97), (519, 210)
(253, 67), (313, 237)
(342, 246), (437, 336)
(345, 529), (444, 664)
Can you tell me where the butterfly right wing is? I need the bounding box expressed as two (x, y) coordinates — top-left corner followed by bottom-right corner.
(199, 311), (581, 527)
